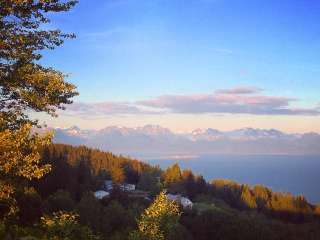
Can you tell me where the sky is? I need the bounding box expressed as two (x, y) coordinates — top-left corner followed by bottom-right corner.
(39, 0), (320, 133)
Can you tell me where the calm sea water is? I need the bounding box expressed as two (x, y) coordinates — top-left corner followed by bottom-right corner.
(143, 155), (320, 204)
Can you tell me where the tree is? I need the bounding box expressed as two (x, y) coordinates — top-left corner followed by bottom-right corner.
(0, 211), (100, 240)
(180, 169), (196, 198)
(194, 175), (208, 196)
(163, 163), (182, 186)
(0, 0), (78, 220)
(137, 168), (162, 196)
(0, 0), (78, 129)
(44, 190), (75, 214)
(77, 192), (102, 234)
(130, 191), (181, 240)
(0, 123), (51, 218)
(241, 185), (257, 209)
(40, 211), (100, 240)
(101, 201), (134, 238)
(110, 167), (125, 184)
(315, 205), (320, 215)
(16, 187), (43, 225)
(253, 185), (270, 209)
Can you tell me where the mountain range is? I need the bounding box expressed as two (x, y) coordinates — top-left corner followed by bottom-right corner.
(48, 125), (320, 158)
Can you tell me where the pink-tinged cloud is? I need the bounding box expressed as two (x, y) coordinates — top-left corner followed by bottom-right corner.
(137, 88), (320, 115)
(61, 87), (320, 116)
(64, 102), (143, 116)
(215, 86), (263, 95)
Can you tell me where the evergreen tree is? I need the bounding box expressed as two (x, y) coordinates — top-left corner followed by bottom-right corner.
(44, 190), (75, 214)
(138, 168), (162, 196)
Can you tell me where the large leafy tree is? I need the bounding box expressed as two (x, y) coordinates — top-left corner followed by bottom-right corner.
(0, 124), (51, 218)
(0, 0), (78, 128)
(0, 0), (78, 219)
(130, 191), (181, 240)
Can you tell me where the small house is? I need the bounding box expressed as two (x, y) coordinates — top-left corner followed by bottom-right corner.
(166, 193), (193, 209)
(94, 190), (110, 200)
(180, 196), (193, 209)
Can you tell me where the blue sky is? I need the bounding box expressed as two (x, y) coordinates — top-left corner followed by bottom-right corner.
(40, 0), (320, 132)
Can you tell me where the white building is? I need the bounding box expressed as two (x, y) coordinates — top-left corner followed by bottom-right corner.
(94, 190), (110, 200)
(103, 180), (136, 192)
(180, 197), (193, 209)
(120, 183), (136, 191)
(166, 193), (193, 209)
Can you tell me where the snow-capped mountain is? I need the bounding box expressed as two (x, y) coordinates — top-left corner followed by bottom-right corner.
(137, 124), (173, 136)
(49, 125), (320, 158)
(224, 128), (290, 140)
(188, 127), (292, 141)
(189, 128), (223, 141)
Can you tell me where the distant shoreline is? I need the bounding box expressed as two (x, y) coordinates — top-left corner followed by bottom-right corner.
(137, 153), (320, 161)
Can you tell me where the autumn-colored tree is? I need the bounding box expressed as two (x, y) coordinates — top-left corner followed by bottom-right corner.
(253, 184), (270, 209)
(130, 191), (181, 240)
(240, 185), (257, 209)
(40, 211), (100, 240)
(163, 163), (182, 186)
(0, 0), (78, 129)
(0, 0), (78, 220)
(110, 167), (125, 183)
(315, 205), (320, 215)
(0, 123), (51, 218)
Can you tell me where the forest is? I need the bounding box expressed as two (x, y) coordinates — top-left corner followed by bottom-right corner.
(1, 143), (320, 239)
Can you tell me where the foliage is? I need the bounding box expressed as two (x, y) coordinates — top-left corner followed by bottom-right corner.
(0, 123), (51, 218)
(16, 187), (43, 225)
(76, 192), (138, 239)
(0, 211), (99, 240)
(163, 163), (182, 187)
(0, 0), (78, 224)
(101, 200), (135, 237)
(181, 207), (320, 240)
(210, 179), (319, 222)
(77, 192), (102, 234)
(35, 144), (155, 200)
(40, 211), (100, 240)
(2, 143), (317, 240)
(137, 168), (162, 196)
(110, 167), (125, 184)
(130, 191), (181, 240)
(44, 190), (75, 214)
(0, 0), (78, 129)
(241, 185), (257, 209)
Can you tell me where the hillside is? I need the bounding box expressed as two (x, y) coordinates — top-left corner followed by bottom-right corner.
(3, 144), (319, 240)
